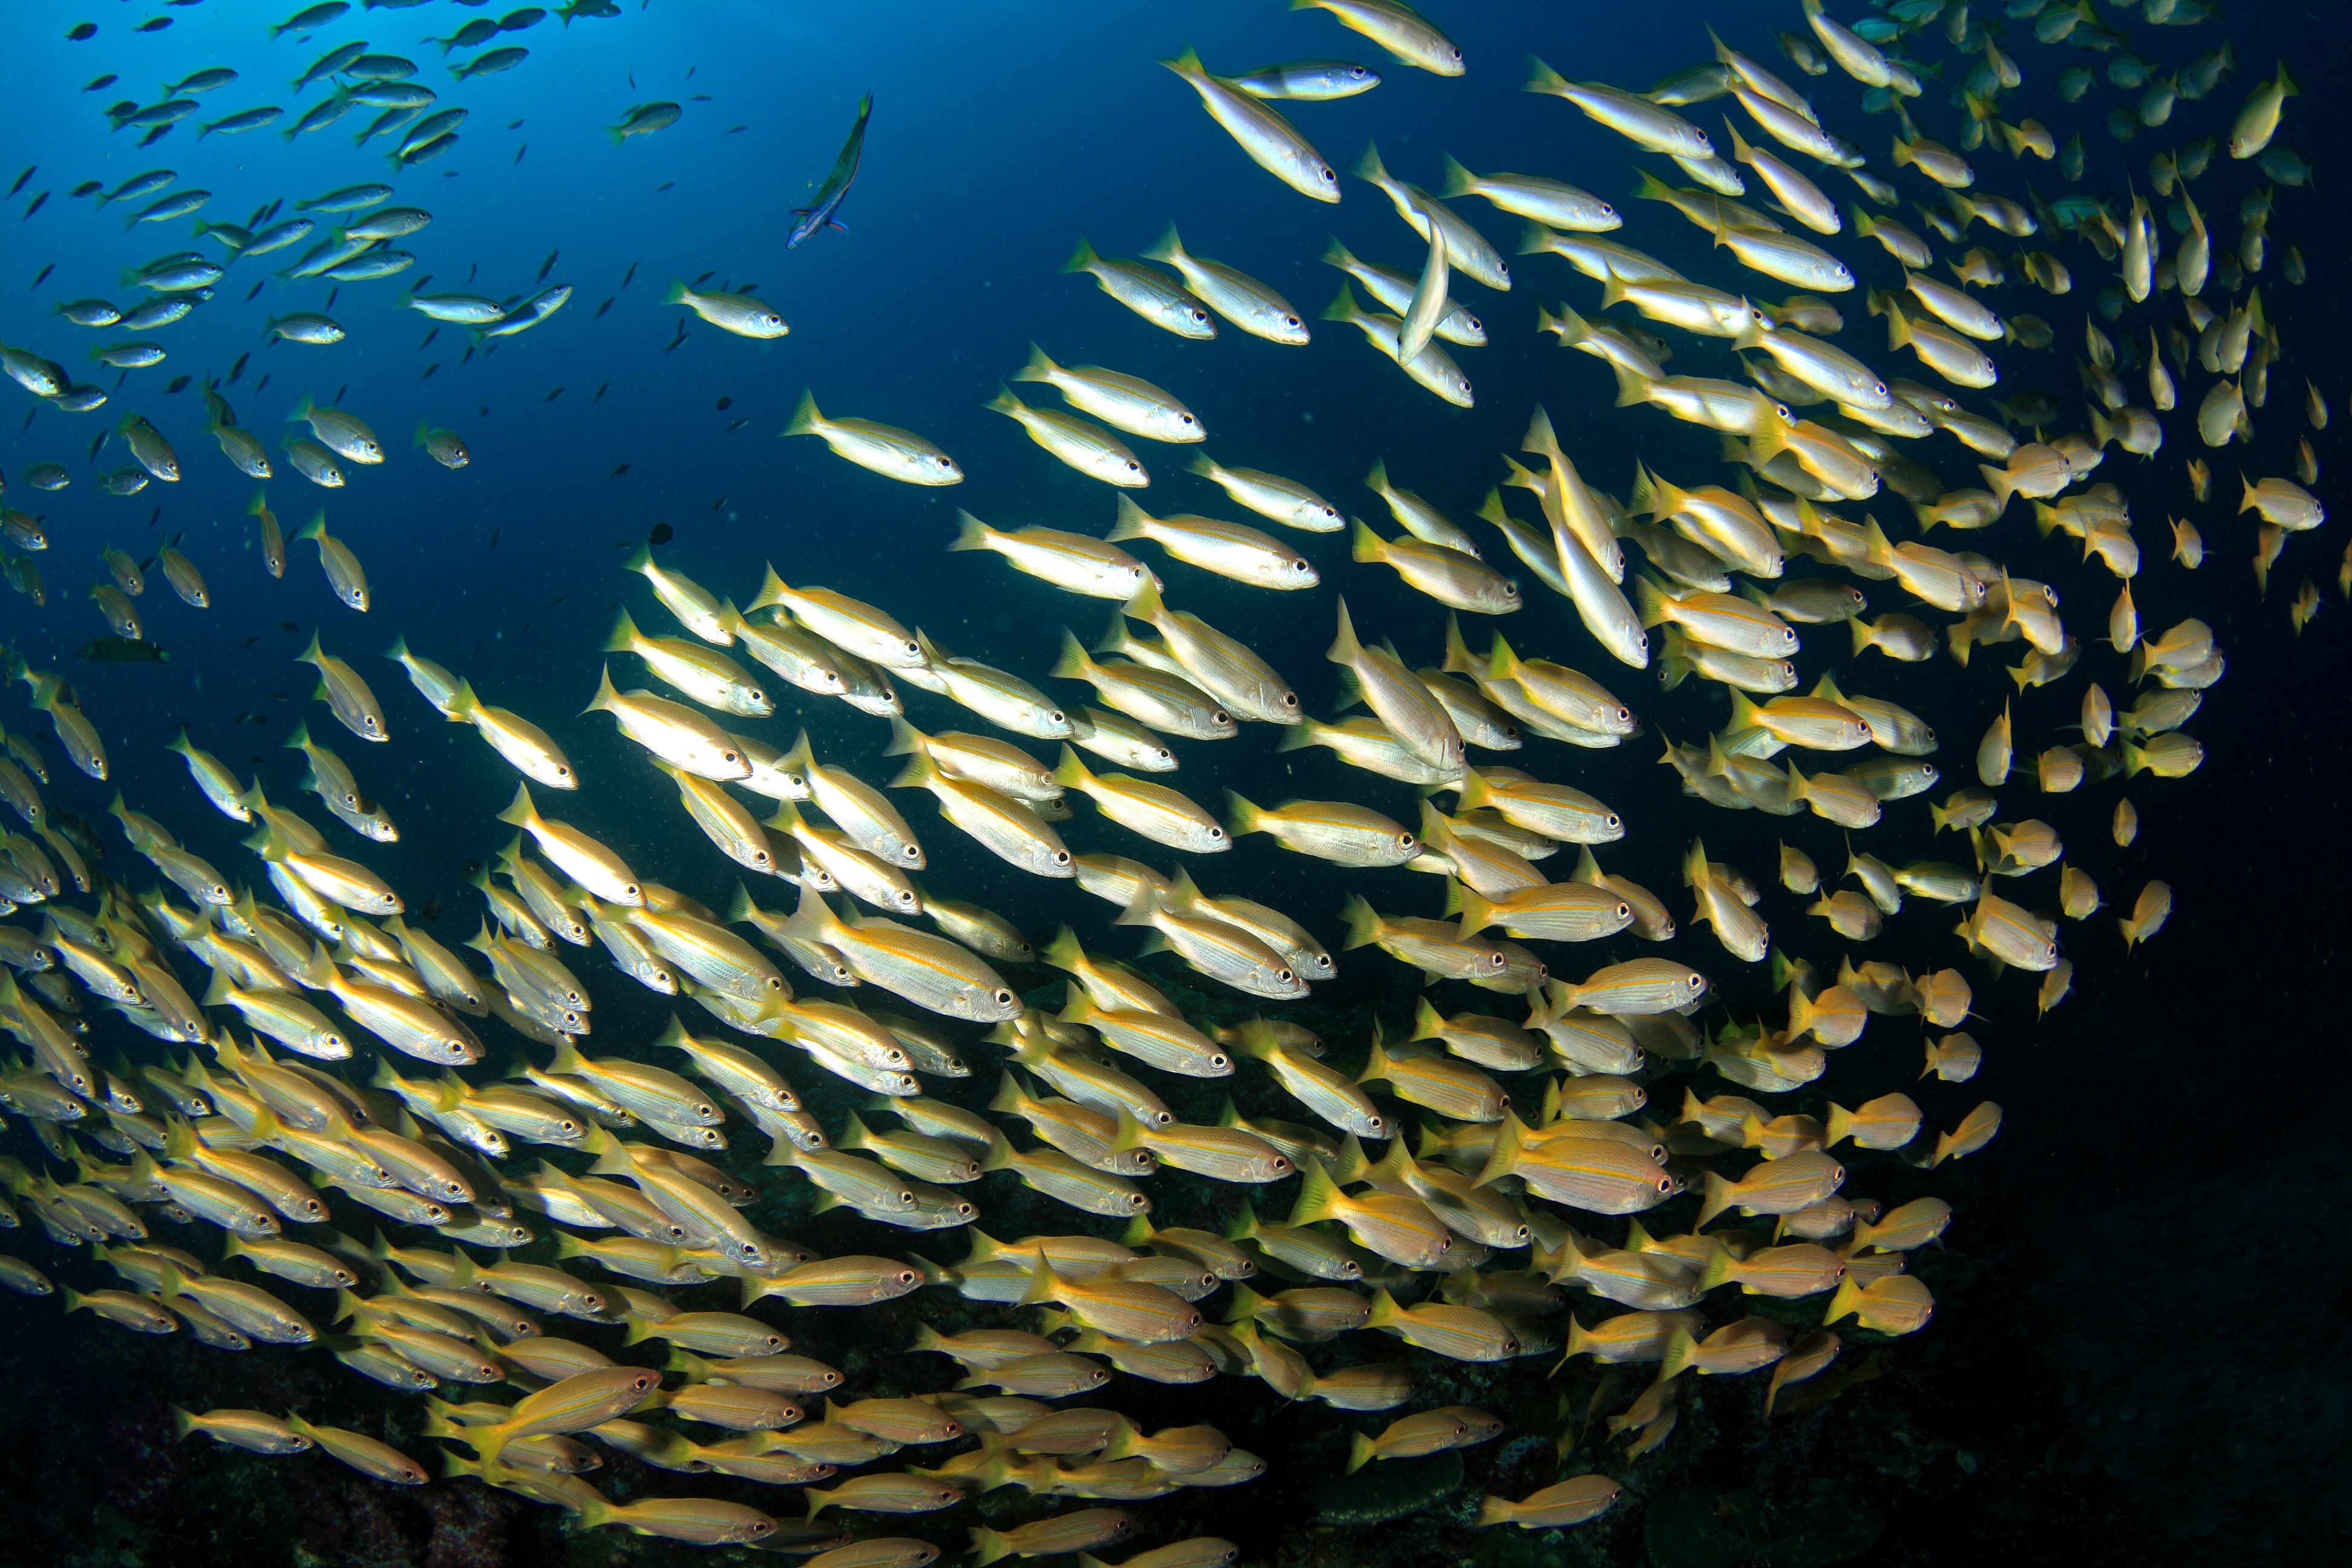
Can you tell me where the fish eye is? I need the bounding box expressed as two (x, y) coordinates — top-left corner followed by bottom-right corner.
(993, 988), (1014, 1005)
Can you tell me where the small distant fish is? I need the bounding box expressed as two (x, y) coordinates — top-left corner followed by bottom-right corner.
(271, 4), (350, 38)
(78, 637), (169, 664)
(453, 47), (529, 82)
(415, 423), (467, 467)
(608, 102), (681, 144)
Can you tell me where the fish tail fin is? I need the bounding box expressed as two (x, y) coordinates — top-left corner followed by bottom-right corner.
(1059, 235), (1100, 274)
(582, 663), (619, 716)
(1104, 494), (1152, 544)
(1010, 342), (1056, 384)
(1157, 43), (1207, 80)
(1524, 57), (1570, 96)
(1469, 1112), (1523, 1187)
(781, 391), (822, 438)
(1123, 577), (1166, 628)
(1348, 515), (1385, 565)
(881, 714), (931, 763)
(1351, 140), (1388, 186)
(946, 508), (998, 554)
(1437, 155), (1477, 199)
(1452, 881), (1495, 936)
(1138, 223), (1182, 266)
(983, 384), (1022, 417)
(1625, 460), (1664, 518)
(1050, 743), (1093, 795)
(1224, 790), (1263, 838)
(1608, 365), (1664, 419)
(1515, 222), (1560, 257)
(1543, 299), (1592, 346)
(1287, 1158), (1340, 1226)
(1319, 281), (1363, 324)
(1483, 631), (1521, 686)
(600, 606), (641, 655)
(1521, 404), (1560, 461)
(1326, 596), (1363, 667)
(1339, 893), (1381, 951)
(1439, 611), (1478, 678)
(1048, 627), (1093, 683)
(1632, 573), (1671, 630)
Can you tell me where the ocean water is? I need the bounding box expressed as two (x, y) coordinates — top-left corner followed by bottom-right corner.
(1, 2), (2347, 1564)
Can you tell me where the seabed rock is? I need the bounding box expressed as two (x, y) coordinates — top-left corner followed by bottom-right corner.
(1310, 1449), (1467, 1526)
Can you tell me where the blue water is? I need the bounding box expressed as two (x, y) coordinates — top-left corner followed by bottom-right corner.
(4, 1), (2349, 1563)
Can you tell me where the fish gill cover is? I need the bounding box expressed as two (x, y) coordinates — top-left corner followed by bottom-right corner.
(0, 1), (2344, 1565)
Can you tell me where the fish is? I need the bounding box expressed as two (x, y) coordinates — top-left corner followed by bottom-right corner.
(1527, 60), (1710, 158)
(607, 101), (681, 144)
(1356, 143), (1509, 291)
(783, 391), (961, 486)
(1160, 47), (1339, 203)
(790, 94), (872, 247)
(665, 279), (786, 339)
(950, 511), (1149, 601)
(1062, 238), (1215, 339)
(1476, 1476), (1623, 1529)
(2229, 61), (2298, 160)
(1233, 60), (1380, 100)
(1010, 346), (1202, 442)
(987, 387), (1148, 487)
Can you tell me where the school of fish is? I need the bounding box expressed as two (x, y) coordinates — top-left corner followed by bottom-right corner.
(0, 0), (2324, 1558)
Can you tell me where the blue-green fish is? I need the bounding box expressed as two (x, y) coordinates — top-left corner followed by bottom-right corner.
(789, 93), (871, 248)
